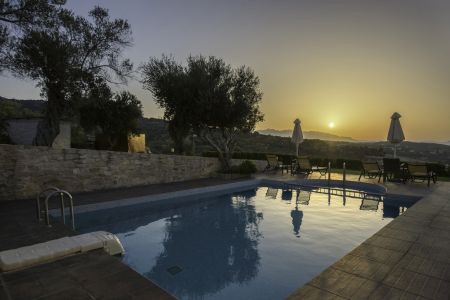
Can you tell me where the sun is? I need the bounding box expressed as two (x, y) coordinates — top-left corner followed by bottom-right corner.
(328, 122), (335, 129)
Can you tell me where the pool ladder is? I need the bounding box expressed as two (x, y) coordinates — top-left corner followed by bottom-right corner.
(36, 187), (75, 230)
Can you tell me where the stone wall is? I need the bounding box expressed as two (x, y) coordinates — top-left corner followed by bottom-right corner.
(0, 144), (266, 201)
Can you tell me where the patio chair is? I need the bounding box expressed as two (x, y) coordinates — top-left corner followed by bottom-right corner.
(296, 157), (328, 176)
(382, 158), (408, 183)
(264, 154), (280, 172)
(359, 161), (382, 182)
(407, 163), (437, 187)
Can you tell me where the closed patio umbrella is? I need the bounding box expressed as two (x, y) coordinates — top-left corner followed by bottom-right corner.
(387, 112), (405, 158)
(292, 118), (304, 157)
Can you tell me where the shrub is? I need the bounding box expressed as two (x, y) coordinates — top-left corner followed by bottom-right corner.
(223, 160), (257, 174)
(237, 160), (257, 174)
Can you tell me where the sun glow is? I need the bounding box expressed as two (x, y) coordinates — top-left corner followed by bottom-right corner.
(328, 122), (335, 129)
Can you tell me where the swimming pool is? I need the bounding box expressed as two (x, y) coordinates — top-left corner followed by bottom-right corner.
(77, 185), (415, 299)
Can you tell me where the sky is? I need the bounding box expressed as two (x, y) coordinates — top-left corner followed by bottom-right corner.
(1, 0), (450, 142)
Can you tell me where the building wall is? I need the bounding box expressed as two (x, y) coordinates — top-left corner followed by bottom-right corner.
(0, 144), (266, 201)
(51, 122), (71, 149)
(6, 119), (71, 149)
(6, 119), (39, 145)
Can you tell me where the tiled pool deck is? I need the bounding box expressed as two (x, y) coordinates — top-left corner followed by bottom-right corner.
(0, 174), (449, 299)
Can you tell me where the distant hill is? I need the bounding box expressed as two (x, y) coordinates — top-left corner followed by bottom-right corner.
(258, 128), (356, 142)
(2, 97), (450, 164)
(0, 96), (46, 114)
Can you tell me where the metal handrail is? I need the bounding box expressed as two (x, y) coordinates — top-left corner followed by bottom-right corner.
(37, 187), (75, 230)
(44, 190), (75, 230)
(36, 186), (60, 221)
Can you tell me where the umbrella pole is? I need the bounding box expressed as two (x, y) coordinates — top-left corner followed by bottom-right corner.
(296, 144), (299, 157)
(394, 145), (397, 158)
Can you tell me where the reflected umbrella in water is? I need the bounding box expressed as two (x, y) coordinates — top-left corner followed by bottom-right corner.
(291, 189), (308, 238)
(146, 191), (263, 299)
(291, 204), (303, 238)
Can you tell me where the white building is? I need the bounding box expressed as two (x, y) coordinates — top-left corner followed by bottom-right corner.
(6, 119), (71, 149)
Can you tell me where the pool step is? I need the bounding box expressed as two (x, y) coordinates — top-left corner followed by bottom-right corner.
(0, 231), (125, 272)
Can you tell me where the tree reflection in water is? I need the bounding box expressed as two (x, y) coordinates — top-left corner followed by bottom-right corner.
(147, 189), (263, 299)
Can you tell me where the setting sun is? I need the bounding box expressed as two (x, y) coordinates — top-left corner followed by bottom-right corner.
(328, 122), (335, 129)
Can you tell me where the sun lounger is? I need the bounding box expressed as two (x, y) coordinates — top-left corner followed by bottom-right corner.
(264, 154), (280, 172)
(407, 163), (437, 187)
(359, 161), (382, 182)
(296, 157), (328, 176)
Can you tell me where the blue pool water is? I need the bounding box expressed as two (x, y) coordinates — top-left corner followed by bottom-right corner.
(77, 186), (413, 299)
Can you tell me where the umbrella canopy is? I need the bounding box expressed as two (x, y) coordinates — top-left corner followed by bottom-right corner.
(387, 112), (405, 157)
(291, 118), (304, 157)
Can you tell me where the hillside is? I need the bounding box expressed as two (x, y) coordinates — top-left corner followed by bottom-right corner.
(258, 128), (356, 142)
(2, 97), (450, 164)
(140, 119), (450, 164)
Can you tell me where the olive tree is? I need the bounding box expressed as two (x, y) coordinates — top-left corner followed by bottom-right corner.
(0, 0), (65, 72)
(9, 6), (133, 146)
(141, 55), (192, 153)
(79, 86), (143, 150)
(142, 55), (263, 170)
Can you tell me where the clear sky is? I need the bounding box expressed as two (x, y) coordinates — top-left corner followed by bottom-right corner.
(1, 0), (450, 141)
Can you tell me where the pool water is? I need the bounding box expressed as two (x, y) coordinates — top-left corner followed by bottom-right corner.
(77, 186), (409, 300)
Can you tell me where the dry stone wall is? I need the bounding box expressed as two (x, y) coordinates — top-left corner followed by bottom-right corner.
(0, 144), (266, 201)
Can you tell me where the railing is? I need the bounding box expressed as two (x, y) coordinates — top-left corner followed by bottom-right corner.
(326, 161), (347, 187)
(36, 187), (75, 230)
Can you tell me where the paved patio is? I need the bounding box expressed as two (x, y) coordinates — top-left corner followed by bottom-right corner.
(0, 172), (448, 299)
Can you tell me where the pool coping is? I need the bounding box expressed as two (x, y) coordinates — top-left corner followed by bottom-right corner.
(51, 178), (388, 216)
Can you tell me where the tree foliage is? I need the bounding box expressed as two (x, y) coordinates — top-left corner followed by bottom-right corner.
(142, 55), (263, 170)
(0, 0), (65, 71)
(141, 55), (191, 153)
(79, 88), (143, 149)
(7, 4), (133, 146)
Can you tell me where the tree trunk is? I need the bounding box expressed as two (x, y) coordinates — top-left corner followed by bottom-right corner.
(199, 128), (234, 172)
(33, 84), (64, 146)
(33, 115), (60, 146)
(168, 119), (189, 154)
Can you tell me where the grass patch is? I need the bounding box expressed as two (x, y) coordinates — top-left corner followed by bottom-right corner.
(329, 168), (361, 175)
(438, 176), (450, 182)
(329, 169), (450, 182)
